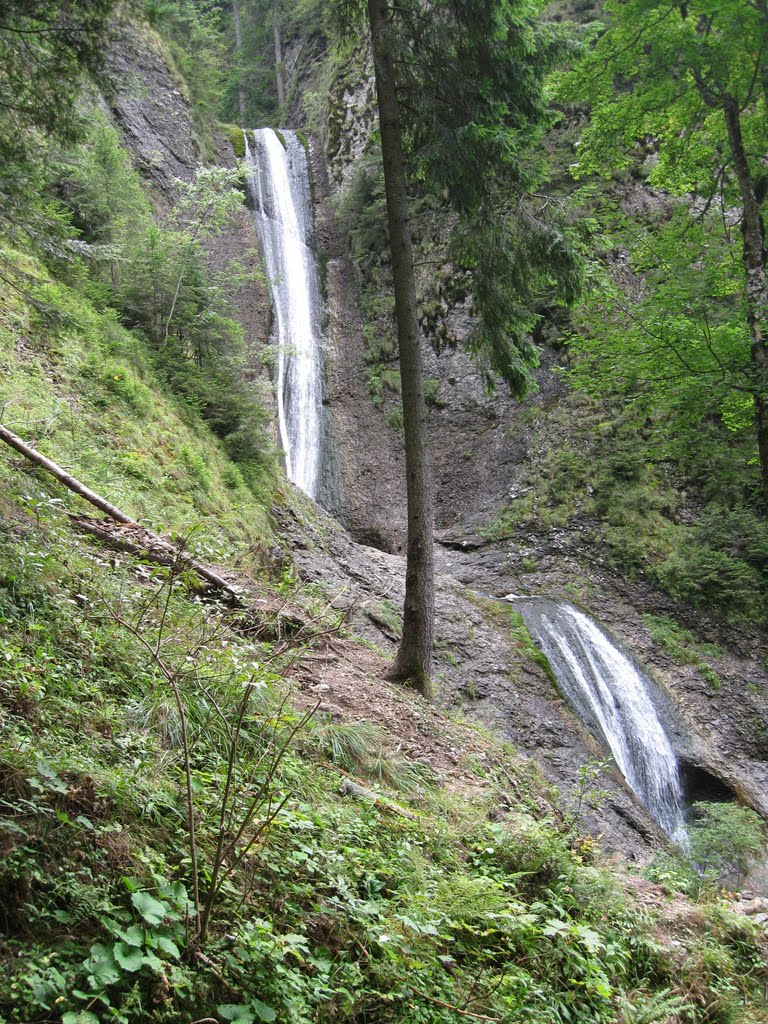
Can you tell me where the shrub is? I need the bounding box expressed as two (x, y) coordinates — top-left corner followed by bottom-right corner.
(654, 547), (765, 622)
(688, 801), (765, 890)
(646, 801), (765, 896)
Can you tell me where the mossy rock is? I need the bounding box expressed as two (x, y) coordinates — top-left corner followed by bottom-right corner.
(222, 123), (246, 159)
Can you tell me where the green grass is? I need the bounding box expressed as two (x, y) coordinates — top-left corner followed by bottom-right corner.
(472, 594), (558, 685)
(222, 122), (246, 158)
(644, 614), (724, 688)
(0, 247), (276, 561)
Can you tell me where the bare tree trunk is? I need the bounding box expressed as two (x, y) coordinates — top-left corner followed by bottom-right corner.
(367, 0), (434, 697)
(232, 0), (247, 123)
(723, 95), (768, 512)
(0, 423), (135, 524)
(272, 0), (284, 108)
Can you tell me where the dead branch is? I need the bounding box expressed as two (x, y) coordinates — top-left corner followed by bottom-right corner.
(70, 515), (240, 602)
(320, 762), (417, 819)
(405, 988), (501, 1022)
(0, 422), (135, 523)
(0, 424), (242, 602)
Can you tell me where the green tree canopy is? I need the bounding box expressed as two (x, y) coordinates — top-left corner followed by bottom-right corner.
(0, 0), (115, 160)
(563, 0), (768, 509)
(565, 0), (768, 198)
(337, 0), (583, 395)
(570, 207), (758, 483)
(0, 0), (118, 305)
(0, 0), (116, 229)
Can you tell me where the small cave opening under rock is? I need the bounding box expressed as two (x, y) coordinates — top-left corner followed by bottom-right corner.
(679, 761), (736, 807)
(351, 526), (403, 555)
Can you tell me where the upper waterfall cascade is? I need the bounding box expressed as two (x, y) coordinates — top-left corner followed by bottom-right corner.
(513, 597), (686, 840)
(245, 128), (324, 499)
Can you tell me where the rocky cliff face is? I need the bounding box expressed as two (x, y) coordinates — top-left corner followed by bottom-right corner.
(105, 22), (270, 372)
(105, 21), (767, 865)
(287, 41), (540, 554)
(294, 41), (768, 851)
(105, 23), (201, 194)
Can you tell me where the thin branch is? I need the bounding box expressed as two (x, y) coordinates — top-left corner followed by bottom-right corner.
(104, 601), (201, 932)
(405, 986), (501, 1022)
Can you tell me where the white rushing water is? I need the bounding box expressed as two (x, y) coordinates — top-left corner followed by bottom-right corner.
(245, 128), (324, 498)
(513, 597), (686, 840)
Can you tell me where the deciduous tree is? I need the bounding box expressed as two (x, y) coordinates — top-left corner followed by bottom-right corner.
(565, 0), (768, 510)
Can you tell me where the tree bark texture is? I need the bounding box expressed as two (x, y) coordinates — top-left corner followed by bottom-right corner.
(367, 0), (435, 696)
(232, 0), (247, 122)
(723, 95), (768, 512)
(72, 517), (240, 599)
(272, 0), (284, 108)
(0, 423), (136, 524)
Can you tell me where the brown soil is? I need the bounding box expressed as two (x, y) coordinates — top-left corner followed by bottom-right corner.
(288, 634), (508, 801)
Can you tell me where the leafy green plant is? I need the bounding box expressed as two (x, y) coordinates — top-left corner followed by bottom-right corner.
(69, 882), (189, 1013)
(573, 759), (612, 819)
(688, 801), (765, 890)
(614, 987), (686, 1024)
(644, 614), (723, 688)
(647, 800), (765, 896)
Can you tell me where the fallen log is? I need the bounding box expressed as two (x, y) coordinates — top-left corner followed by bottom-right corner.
(0, 424), (240, 602)
(338, 777), (417, 819)
(71, 516), (240, 600)
(318, 762), (417, 819)
(0, 423), (136, 524)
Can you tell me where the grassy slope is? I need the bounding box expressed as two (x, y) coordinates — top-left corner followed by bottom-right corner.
(0, 253), (275, 548)
(0, 20), (766, 1024)
(1, 244), (768, 1024)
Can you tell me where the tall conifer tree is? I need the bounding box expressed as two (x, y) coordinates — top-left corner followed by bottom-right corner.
(339, 0), (581, 693)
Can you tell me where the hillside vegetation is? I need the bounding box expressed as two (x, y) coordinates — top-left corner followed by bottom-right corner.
(2, 399), (767, 1023)
(1, 2), (768, 1023)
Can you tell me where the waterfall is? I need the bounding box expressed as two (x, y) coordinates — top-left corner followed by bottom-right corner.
(245, 128), (324, 499)
(513, 597), (686, 840)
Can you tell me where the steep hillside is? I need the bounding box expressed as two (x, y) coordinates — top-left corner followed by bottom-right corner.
(2, 4), (768, 1024)
(277, 19), (768, 832)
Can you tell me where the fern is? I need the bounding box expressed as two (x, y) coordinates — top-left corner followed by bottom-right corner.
(615, 988), (687, 1024)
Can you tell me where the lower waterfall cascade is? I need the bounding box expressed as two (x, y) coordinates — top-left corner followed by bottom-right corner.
(513, 597), (687, 840)
(245, 127), (324, 499)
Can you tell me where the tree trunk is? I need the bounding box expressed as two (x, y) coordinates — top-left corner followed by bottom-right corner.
(723, 95), (768, 512)
(272, 0), (284, 108)
(232, 0), (247, 123)
(367, 0), (434, 696)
